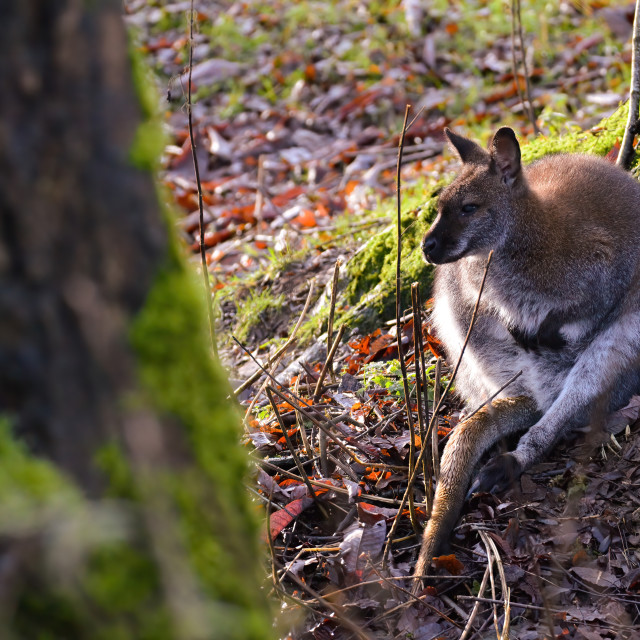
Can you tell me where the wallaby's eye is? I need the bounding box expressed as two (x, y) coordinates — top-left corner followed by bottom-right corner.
(460, 203), (479, 216)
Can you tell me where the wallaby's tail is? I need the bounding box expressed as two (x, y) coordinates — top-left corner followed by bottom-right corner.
(412, 396), (539, 593)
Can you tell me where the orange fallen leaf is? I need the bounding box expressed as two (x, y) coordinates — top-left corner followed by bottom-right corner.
(432, 554), (464, 575)
(605, 139), (621, 163)
(271, 186), (306, 207)
(344, 180), (360, 195)
(304, 64), (316, 82)
(268, 497), (314, 540)
(191, 229), (233, 251)
(293, 208), (317, 228)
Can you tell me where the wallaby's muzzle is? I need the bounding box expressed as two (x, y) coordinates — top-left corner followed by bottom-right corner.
(422, 223), (457, 264)
(421, 232), (440, 263)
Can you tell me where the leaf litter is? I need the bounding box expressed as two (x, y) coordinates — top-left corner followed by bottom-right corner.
(124, 1), (640, 637)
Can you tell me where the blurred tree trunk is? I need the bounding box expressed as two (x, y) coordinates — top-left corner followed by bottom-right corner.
(0, 2), (272, 638)
(0, 0), (166, 491)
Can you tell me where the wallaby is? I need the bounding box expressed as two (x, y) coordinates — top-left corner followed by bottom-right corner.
(413, 127), (640, 588)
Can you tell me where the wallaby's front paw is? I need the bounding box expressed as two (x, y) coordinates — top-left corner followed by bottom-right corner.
(466, 453), (522, 498)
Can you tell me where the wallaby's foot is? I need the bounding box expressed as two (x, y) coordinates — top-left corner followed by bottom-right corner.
(467, 452), (522, 498)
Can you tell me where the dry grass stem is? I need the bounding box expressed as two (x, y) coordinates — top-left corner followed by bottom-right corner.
(186, 3), (218, 357)
(394, 104), (420, 536)
(383, 251), (493, 568)
(326, 257), (343, 382)
(618, 0), (640, 169)
(411, 282), (433, 512)
(314, 323), (346, 402)
(272, 559), (374, 640)
(458, 563), (491, 640)
(432, 356), (442, 485)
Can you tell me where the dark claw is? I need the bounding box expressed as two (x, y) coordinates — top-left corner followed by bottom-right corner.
(466, 453), (523, 499)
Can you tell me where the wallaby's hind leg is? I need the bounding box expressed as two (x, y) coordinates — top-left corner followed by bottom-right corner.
(412, 396), (539, 592)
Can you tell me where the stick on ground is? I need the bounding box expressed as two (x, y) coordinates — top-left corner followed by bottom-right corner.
(618, 0), (640, 169)
(186, 2), (217, 357)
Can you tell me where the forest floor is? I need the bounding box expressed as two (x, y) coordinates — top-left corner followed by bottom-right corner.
(125, 1), (640, 638)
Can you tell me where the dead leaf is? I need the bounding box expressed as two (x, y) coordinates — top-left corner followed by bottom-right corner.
(432, 554), (464, 575)
(339, 521), (386, 575)
(268, 496), (314, 540)
(570, 566), (620, 591)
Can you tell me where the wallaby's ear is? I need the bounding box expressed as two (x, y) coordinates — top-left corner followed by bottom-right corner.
(489, 127), (521, 186)
(445, 128), (488, 165)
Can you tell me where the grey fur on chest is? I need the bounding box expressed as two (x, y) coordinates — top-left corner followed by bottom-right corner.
(432, 261), (582, 410)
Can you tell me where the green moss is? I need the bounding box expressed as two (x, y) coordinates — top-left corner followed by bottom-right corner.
(0, 419), (167, 638)
(128, 46), (166, 170)
(129, 248), (273, 639)
(343, 201), (436, 326)
(9, 233), (275, 639)
(520, 104), (627, 163)
(232, 289), (285, 343)
(86, 545), (165, 617)
(95, 443), (137, 500)
(126, 47), (271, 628)
(321, 180), (438, 335)
(129, 45), (161, 122)
(0, 419), (80, 529)
(130, 119), (165, 170)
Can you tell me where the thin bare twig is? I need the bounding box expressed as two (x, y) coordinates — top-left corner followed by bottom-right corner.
(326, 258), (343, 382)
(459, 563), (491, 640)
(411, 283), (432, 512)
(314, 324), (346, 402)
(618, 0), (640, 169)
(254, 154), (266, 227)
(432, 356), (442, 485)
(233, 338), (296, 397)
(509, 0), (526, 118)
(456, 595), (556, 615)
(512, 0), (540, 134)
(314, 323), (346, 475)
(395, 104), (420, 536)
(187, 2), (217, 356)
(366, 563), (463, 629)
(266, 388), (328, 519)
(463, 370), (523, 423)
(293, 376), (313, 458)
(383, 251), (493, 568)
(272, 558), (374, 640)
(265, 485), (279, 590)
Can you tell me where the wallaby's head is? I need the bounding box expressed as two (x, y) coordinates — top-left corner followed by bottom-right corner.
(422, 127), (525, 264)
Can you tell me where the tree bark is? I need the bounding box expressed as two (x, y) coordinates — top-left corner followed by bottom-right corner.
(0, 2), (272, 638)
(0, 0), (166, 488)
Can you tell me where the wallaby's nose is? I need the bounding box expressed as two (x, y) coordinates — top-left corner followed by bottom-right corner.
(422, 235), (438, 258)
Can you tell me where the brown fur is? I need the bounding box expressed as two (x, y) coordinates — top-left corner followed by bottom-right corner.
(414, 128), (640, 591)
